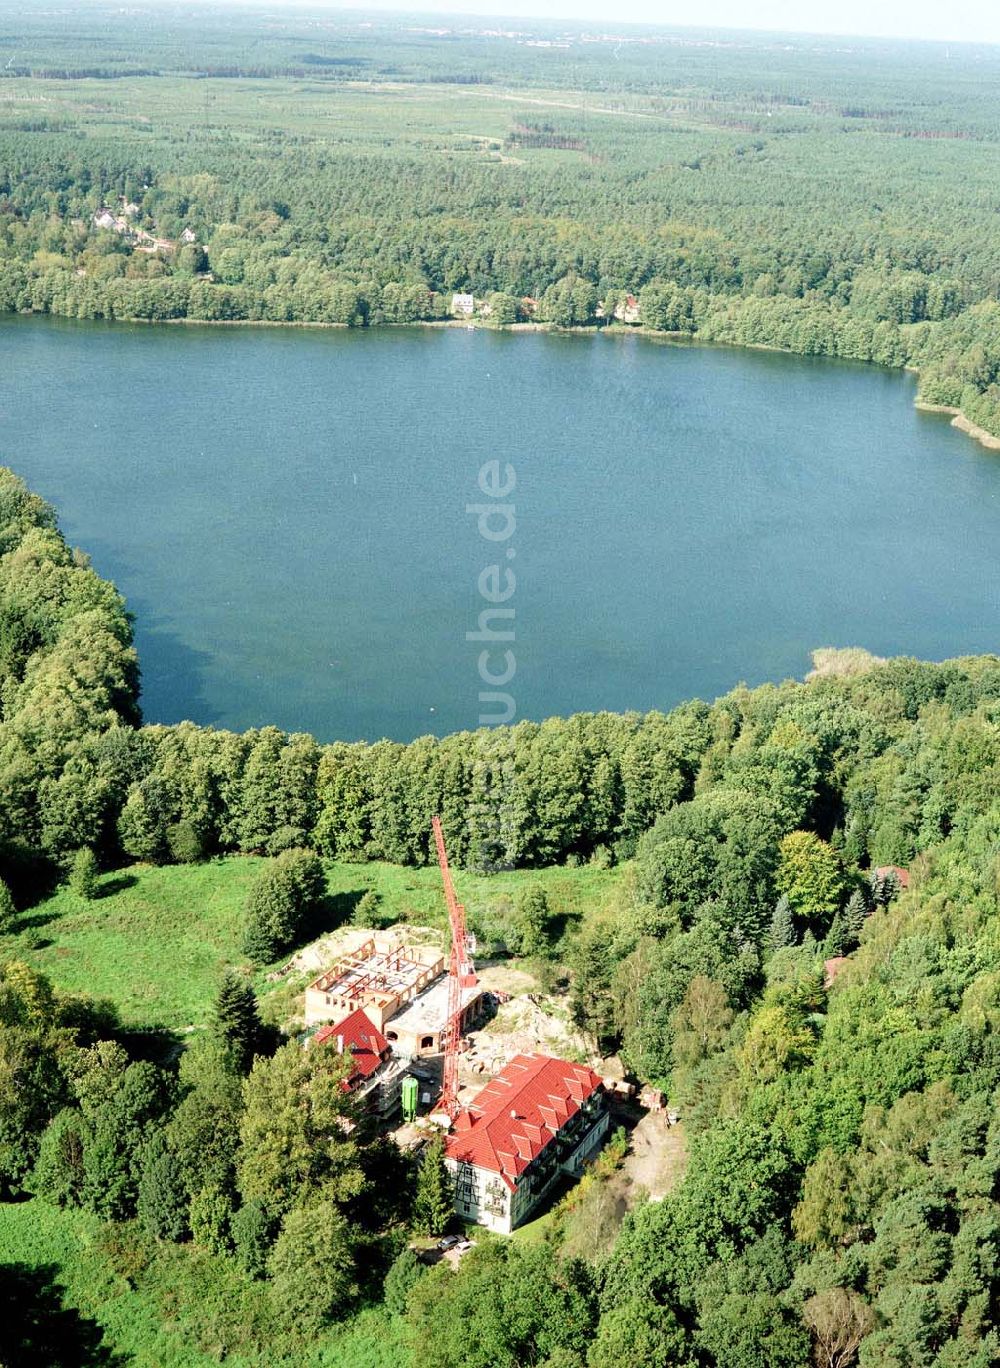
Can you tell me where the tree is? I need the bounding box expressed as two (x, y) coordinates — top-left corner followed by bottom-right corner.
(670, 975), (733, 1074)
(384, 1245), (427, 1317)
(0, 878), (17, 932)
(413, 1133), (453, 1238)
(843, 888), (869, 942)
(74, 1047), (174, 1220)
(768, 895), (796, 953)
(211, 971), (262, 1075)
(242, 860), (299, 962)
(776, 832), (845, 925)
(231, 1198), (273, 1279)
(802, 1288), (876, 1368)
(488, 292), (519, 325)
(237, 1039), (362, 1223)
(175, 242), (208, 276)
(823, 911), (848, 959)
(693, 1229), (811, 1368)
(167, 1038), (243, 1203)
(137, 1130), (188, 1241)
(32, 1108), (85, 1207)
(166, 819), (204, 863)
(68, 848), (99, 900)
(590, 1297), (693, 1368)
(0, 966), (68, 1193)
(241, 847), (325, 962)
(509, 886), (551, 957)
(792, 1149), (860, 1249)
(870, 867), (901, 907)
(351, 888), (382, 928)
(190, 1182), (232, 1254)
(117, 777), (173, 864)
(267, 1196), (359, 1332)
(405, 1241), (595, 1368)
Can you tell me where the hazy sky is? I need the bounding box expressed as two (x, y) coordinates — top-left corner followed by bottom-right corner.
(307, 1), (1000, 45)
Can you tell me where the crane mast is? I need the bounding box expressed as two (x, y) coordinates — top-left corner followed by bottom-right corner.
(432, 815), (477, 1118)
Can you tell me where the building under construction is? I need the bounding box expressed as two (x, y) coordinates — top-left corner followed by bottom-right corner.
(305, 933), (488, 1060)
(304, 936), (444, 1031)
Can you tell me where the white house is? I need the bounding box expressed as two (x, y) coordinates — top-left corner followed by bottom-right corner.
(444, 1053), (609, 1234)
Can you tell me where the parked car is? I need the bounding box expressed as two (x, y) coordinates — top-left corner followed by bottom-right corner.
(438, 1235), (460, 1250)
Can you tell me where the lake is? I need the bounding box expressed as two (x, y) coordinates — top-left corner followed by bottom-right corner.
(1, 316), (997, 741)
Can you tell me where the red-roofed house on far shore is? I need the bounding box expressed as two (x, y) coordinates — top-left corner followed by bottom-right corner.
(313, 1008), (405, 1122)
(444, 1053), (610, 1234)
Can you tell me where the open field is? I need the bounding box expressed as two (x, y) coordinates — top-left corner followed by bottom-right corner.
(2, 855), (623, 1029)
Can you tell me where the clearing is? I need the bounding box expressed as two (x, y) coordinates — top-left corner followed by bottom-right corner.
(3, 854), (622, 1030)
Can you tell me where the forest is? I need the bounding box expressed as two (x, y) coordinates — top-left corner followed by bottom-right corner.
(1, 4), (1000, 434)
(4, 5), (1000, 1363)
(3, 466), (1000, 1365)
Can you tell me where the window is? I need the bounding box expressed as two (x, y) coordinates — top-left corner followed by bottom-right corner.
(463, 1202), (470, 1213)
(420, 1035), (434, 1050)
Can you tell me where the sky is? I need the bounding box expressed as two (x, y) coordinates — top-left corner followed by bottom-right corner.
(296, 0), (1000, 45)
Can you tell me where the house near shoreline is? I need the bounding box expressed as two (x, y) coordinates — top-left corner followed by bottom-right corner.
(614, 293), (640, 324)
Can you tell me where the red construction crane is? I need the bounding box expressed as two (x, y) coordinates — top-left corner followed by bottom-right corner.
(432, 815), (477, 1118)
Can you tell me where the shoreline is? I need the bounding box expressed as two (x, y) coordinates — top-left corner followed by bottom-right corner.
(914, 402), (1000, 452)
(6, 307), (999, 454)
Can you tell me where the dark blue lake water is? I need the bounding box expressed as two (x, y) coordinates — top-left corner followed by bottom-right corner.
(2, 317), (997, 740)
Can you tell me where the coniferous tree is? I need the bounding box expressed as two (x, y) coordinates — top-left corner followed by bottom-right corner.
(383, 1245), (426, 1316)
(767, 896), (796, 954)
(869, 868), (901, 907)
(823, 911), (848, 959)
(212, 971), (262, 1075)
(0, 878), (16, 933)
(413, 1133), (453, 1237)
(137, 1130), (188, 1241)
(843, 888), (870, 942)
(68, 848), (99, 901)
(350, 888), (381, 928)
(231, 1198), (274, 1279)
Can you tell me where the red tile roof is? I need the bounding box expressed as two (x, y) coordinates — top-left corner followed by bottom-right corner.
(823, 955), (847, 988)
(445, 1053), (603, 1190)
(875, 865), (910, 889)
(314, 1008), (389, 1085)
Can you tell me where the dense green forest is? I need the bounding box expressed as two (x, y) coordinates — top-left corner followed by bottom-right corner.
(2, 3), (1000, 434)
(4, 466), (1000, 1364)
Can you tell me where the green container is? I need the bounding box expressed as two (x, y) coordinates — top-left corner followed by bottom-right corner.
(402, 1075), (419, 1123)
